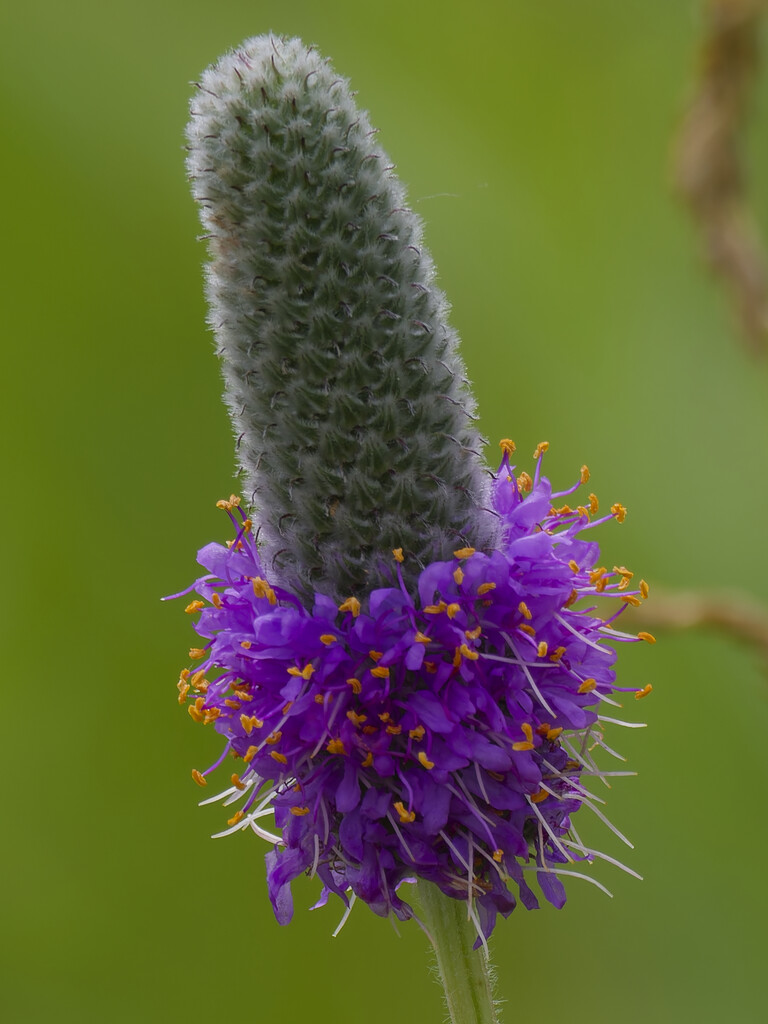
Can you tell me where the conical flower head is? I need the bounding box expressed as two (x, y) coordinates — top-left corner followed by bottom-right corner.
(187, 36), (497, 601)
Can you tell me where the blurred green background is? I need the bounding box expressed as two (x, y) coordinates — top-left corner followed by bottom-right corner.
(2, 1), (767, 1021)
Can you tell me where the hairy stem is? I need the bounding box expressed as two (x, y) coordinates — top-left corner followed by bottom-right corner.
(417, 882), (500, 1024)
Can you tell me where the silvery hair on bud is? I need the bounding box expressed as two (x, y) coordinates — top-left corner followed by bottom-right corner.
(187, 35), (497, 601)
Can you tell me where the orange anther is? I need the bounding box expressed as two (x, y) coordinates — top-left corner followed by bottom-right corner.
(418, 751), (435, 770)
(230, 773), (246, 791)
(394, 801), (416, 824)
(518, 601), (532, 620)
(185, 600), (204, 614)
(338, 597), (361, 617)
(191, 769), (207, 787)
(530, 789), (548, 804)
(537, 641), (548, 658)
(453, 547), (476, 559)
(498, 439), (516, 456)
(392, 548), (404, 563)
(637, 631), (657, 644)
(320, 634), (337, 645)
(453, 567), (464, 585)
(635, 684), (653, 700)
(533, 441), (550, 459)
(517, 471), (533, 493)
(270, 751), (288, 765)
(580, 465), (590, 484)
(588, 493), (599, 514)
(326, 739), (346, 755)
(477, 582), (496, 596)
(409, 725), (425, 741)
(361, 751), (374, 768)
(492, 848), (504, 863)
(640, 580), (650, 599)
(578, 678), (597, 693)
(290, 806), (310, 816)
(371, 666), (390, 678)
(446, 603), (461, 619)
(188, 648), (207, 660)
(611, 503), (627, 523)
(346, 677), (362, 694)
(227, 810), (244, 826)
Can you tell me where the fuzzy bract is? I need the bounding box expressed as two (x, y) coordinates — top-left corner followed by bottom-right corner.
(173, 444), (651, 944)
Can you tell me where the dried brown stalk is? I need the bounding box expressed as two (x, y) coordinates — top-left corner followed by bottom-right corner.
(631, 587), (768, 664)
(676, 0), (768, 355)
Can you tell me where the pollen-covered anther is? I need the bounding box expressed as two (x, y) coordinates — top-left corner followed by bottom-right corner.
(414, 631), (431, 644)
(266, 731), (282, 745)
(211, 593), (223, 609)
(386, 723), (402, 735)
(240, 640), (252, 649)
(453, 547), (476, 559)
(191, 769), (207, 787)
(338, 597), (361, 617)
(369, 650), (383, 662)
(588, 492), (599, 514)
(424, 601), (447, 614)
(418, 751), (435, 769)
(191, 671), (208, 692)
(270, 751), (288, 765)
(499, 438), (516, 456)
(635, 684), (653, 700)
(287, 664), (314, 679)
(459, 643), (479, 661)
(409, 725), (425, 740)
(243, 745), (258, 763)
(465, 626), (482, 640)
(519, 623), (536, 636)
(230, 773), (246, 791)
(203, 708), (220, 725)
(393, 548), (404, 563)
(189, 648), (207, 660)
(477, 582), (496, 596)
(177, 680), (190, 704)
(549, 646), (567, 662)
(446, 603), (461, 619)
(453, 566), (464, 585)
(530, 789), (549, 804)
(513, 722), (535, 751)
(580, 464), (590, 484)
(568, 560), (580, 573)
(394, 801), (416, 823)
(290, 806), (310, 816)
(347, 710), (367, 727)
(227, 810), (244, 826)
(621, 594), (641, 607)
(240, 713), (263, 734)
(185, 600), (205, 614)
(492, 848), (504, 863)
(578, 678), (597, 694)
(371, 665), (390, 678)
(533, 441), (550, 459)
(346, 677), (362, 694)
(518, 601), (532, 620)
(640, 579), (650, 599)
(188, 704), (205, 723)
(637, 631), (657, 644)
(611, 503), (627, 523)
(326, 739), (346, 755)
(537, 641), (548, 658)
(251, 576), (276, 604)
(320, 634), (337, 645)
(361, 751), (373, 768)
(215, 494), (241, 511)
(517, 471), (533, 493)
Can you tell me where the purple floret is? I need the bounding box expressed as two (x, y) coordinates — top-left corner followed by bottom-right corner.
(174, 444), (651, 943)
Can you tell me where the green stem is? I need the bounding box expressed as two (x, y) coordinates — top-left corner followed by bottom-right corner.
(416, 882), (500, 1024)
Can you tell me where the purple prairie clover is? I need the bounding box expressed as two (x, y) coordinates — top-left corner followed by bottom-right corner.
(172, 441), (653, 945)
